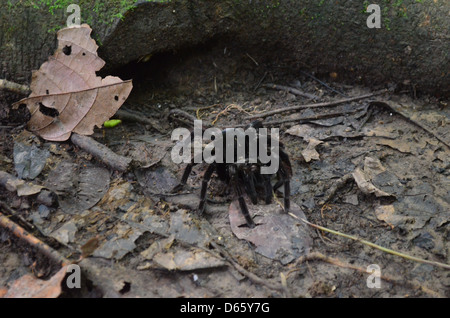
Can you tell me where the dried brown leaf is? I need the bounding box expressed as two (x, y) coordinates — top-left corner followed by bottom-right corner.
(3, 265), (68, 298)
(14, 24), (132, 141)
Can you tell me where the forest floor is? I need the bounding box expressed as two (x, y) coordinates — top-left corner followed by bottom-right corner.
(0, 40), (449, 298)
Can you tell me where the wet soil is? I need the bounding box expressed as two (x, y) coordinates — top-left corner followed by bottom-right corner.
(0, 40), (448, 298)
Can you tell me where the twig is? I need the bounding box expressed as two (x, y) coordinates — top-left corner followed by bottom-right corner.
(247, 89), (388, 120)
(261, 106), (368, 127)
(94, 208), (287, 295)
(288, 213), (450, 270)
(300, 71), (348, 97)
(254, 72), (267, 91)
(0, 212), (70, 266)
(318, 173), (354, 205)
(262, 83), (320, 100)
(0, 79), (31, 95)
(196, 104), (221, 120)
(246, 53), (259, 66)
(370, 101), (450, 149)
(70, 133), (132, 172)
(169, 109), (197, 125)
(211, 103), (249, 125)
(0, 201), (35, 231)
(288, 251), (444, 297)
(115, 109), (164, 133)
(210, 241), (286, 294)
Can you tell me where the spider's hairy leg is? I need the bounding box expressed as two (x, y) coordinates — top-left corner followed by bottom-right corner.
(263, 174), (273, 204)
(243, 169), (258, 205)
(198, 164), (216, 215)
(231, 166), (256, 228)
(180, 161), (195, 185)
(283, 179), (290, 212)
(281, 148), (292, 212)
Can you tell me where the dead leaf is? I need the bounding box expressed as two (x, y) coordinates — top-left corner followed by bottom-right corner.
(80, 236), (101, 259)
(13, 24), (132, 141)
(153, 249), (226, 271)
(44, 162), (110, 214)
(374, 205), (396, 228)
(0, 287), (7, 298)
(301, 138), (323, 162)
(229, 200), (311, 265)
(14, 142), (50, 180)
(363, 157), (386, 179)
(3, 265), (68, 298)
(0, 171), (46, 196)
(352, 168), (394, 198)
(376, 138), (413, 154)
(140, 235), (175, 260)
(50, 220), (78, 245)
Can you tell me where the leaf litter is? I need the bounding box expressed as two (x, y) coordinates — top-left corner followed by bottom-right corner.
(1, 40), (449, 297)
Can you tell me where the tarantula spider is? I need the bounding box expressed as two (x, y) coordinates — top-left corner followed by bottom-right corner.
(176, 121), (292, 228)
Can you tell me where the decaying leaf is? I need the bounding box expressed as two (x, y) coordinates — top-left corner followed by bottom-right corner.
(0, 171), (46, 196)
(44, 161), (110, 214)
(80, 236), (101, 259)
(362, 156), (386, 179)
(13, 24), (132, 141)
(375, 205), (398, 228)
(352, 168), (394, 198)
(13, 142), (50, 180)
(93, 223), (143, 260)
(3, 265), (68, 298)
(140, 235), (176, 260)
(153, 249), (226, 271)
(229, 200), (311, 265)
(301, 138), (323, 162)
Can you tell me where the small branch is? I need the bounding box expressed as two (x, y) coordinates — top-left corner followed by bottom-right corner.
(289, 213), (450, 270)
(70, 133), (132, 172)
(0, 212), (70, 267)
(209, 241), (286, 294)
(115, 109), (165, 133)
(262, 83), (320, 100)
(289, 252), (444, 297)
(261, 106), (367, 127)
(300, 71), (348, 97)
(0, 79), (30, 95)
(318, 173), (354, 205)
(248, 89), (388, 120)
(169, 109), (198, 127)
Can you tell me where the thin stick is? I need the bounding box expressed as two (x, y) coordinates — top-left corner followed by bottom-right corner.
(262, 83), (319, 100)
(209, 241), (286, 293)
(247, 89), (388, 120)
(288, 251), (443, 297)
(254, 72), (267, 91)
(289, 213), (450, 270)
(0, 212), (70, 266)
(0, 79), (30, 95)
(70, 133), (132, 172)
(260, 106), (368, 127)
(300, 71), (348, 97)
(115, 109), (164, 133)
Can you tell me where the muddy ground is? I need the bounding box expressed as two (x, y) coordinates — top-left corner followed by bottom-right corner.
(0, 40), (449, 298)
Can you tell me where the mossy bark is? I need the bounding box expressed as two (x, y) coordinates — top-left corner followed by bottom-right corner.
(1, 0), (448, 97)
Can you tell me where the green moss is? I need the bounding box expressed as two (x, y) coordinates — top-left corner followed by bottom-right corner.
(7, 0), (170, 35)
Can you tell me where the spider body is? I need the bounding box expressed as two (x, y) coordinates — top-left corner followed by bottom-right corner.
(179, 121), (292, 228)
